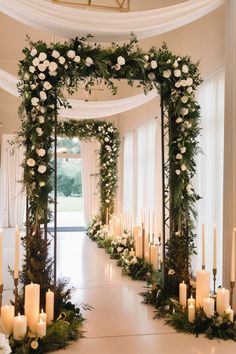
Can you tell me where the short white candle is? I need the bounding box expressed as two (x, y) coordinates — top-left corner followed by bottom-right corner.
(196, 270), (210, 307)
(187, 295), (195, 308)
(1, 305), (14, 334)
(46, 289), (54, 324)
(213, 224), (217, 269)
(188, 304), (195, 323)
(36, 318), (46, 338)
(39, 308), (47, 323)
(203, 297), (215, 318)
(226, 306), (234, 322)
(150, 244), (158, 269)
(202, 223), (205, 269)
(14, 225), (20, 279)
(13, 313), (27, 340)
(179, 281), (187, 307)
(231, 228), (236, 282)
(25, 283), (40, 332)
(216, 287), (230, 315)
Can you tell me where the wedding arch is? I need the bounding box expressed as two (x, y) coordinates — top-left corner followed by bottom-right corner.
(18, 35), (201, 298)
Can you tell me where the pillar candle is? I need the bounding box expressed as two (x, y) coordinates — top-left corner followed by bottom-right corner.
(188, 304), (195, 323)
(213, 224), (217, 269)
(226, 306), (234, 322)
(231, 228), (236, 282)
(0, 232), (3, 285)
(1, 305), (14, 334)
(135, 235), (143, 258)
(39, 309), (47, 323)
(203, 297), (215, 317)
(46, 289), (54, 324)
(14, 225), (20, 279)
(196, 270), (210, 307)
(150, 244), (158, 269)
(187, 295), (195, 308)
(179, 281), (187, 307)
(202, 223), (205, 269)
(133, 226), (141, 246)
(36, 318), (46, 338)
(114, 217), (121, 237)
(13, 314), (27, 340)
(25, 283), (40, 332)
(216, 287), (230, 315)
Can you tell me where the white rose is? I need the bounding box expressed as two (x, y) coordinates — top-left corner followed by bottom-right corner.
(85, 57), (93, 67)
(144, 55), (149, 61)
(49, 61), (58, 71)
(173, 60), (178, 68)
(38, 116), (45, 123)
(163, 69), (171, 78)
(176, 153), (183, 160)
(31, 97), (39, 106)
(187, 87), (193, 94)
(175, 81), (181, 88)
(38, 63), (46, 72)
(117, 56), (125, 66)
(39, 181), (45, 187)
(186, 184), (193, 195)
(167, 59), (171, 64)
(174, 69), (181, 78)
(182, 64), (189, 74)
(40, 107), (46, 113)
(43, 81), (52, 90)
(148, 72), (156, 81)
(27, 158), (36, 167)
(49, 71), (57, 77)
(150, 60), (157, 69)
(181, 96), (188, 104)
(38, 73), (46, 80)
(176, 117), (183, 124)
(175, 169), (181, 175)
(181, 164), (187, 171)
(36, 148), (46, 157)
(67, 50), (76, 59)
(32, 57), (40, 66)
(180, 146), (186, 154)
(117, 247), (123, 253)
(39, 52), (47, 62)
(38, 165), (47, 174)
(177, 57), (181, 61)
(43, 60), (49, 67)
(29, 66), (35, 73)
(113, 63), (121, 71)
(52, 50), (60, 59)
(30, 48), (37, 57)
(180, 107), (189, 116)
(58, 56), (66, 65)
(39, 91), (47, 101)
(181, 80), (187, 87)
(74, 55), (81, 63)
(36, 127), (43, 136)
(187, 77), (193, 86)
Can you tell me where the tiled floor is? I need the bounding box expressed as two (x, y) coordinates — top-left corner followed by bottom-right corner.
(3, 229), (236, 353)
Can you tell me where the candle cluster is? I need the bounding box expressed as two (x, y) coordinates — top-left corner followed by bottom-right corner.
(1, 285), (54, 340)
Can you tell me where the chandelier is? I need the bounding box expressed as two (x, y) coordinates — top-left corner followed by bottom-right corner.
(52, 0), (130, 12)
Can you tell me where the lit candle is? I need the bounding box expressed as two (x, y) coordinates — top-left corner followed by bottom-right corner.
(46, 289), (54, 324)
(39, 308), (47, 323)
(196, 270), (210, 307)
(179, 281), (187, 307)
(216, 287), (229, 315)
(187, 295), (195, 308)
(226, 306), (234, 322)
(25, 283), (40, 332)
(202, 223), (205, 269)
(150, 244), (158, 269)
(13, 313), (27, 340)
(231, 228), (236, 282)
(203, 296), (215, 318)
(0, 232), (3, 285)
(188, 304), (195, 323)
(36, 318), (46, 338)
(213, 224), (217, 269)
(14, 225), (20, 279)
(1, 305), (14, 334)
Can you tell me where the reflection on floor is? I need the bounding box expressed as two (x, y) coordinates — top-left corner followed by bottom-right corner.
(3, 229), (236, 353)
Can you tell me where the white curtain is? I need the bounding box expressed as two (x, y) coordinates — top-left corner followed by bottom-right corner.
(193, 69), (225, 287)
(0, 0), (224, 42)
(81, 138), (100, 226)
(0, 135), (25, 227)
(123, 132), (134, 212)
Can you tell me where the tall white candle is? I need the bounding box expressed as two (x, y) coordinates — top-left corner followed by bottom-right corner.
(14, 225), (20, 279)
(203, 297), (215, 318)
(135, 235), (143, 258)
(179, 281), (187, 307)
(36, 318), (46, 338)
(226, 306), (234, 322)
(133, 225), (141, 246)
(150, 244), (158, 269)
(25, 283), (40, 332)
(0, 232), (3, 285)
(213, 224), (217, 269)
(231, 228), (236, 282)
(202, 223), (205, 269)
(196, 270), (210, 307)
(188, 304), (195, 323)
(1, 305), (14, 334)
(216, 287), (229, 315)
(46, 289), (54, 324)
(13, 314), (27, 340)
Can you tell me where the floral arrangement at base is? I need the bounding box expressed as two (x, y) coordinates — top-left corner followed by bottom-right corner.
(0, 333), (11, 354)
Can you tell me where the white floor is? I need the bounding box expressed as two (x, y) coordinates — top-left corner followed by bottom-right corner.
(3, 229), (236, 353)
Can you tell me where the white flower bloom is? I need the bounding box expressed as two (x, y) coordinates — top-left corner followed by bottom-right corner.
(175, 81), (181, 88)
(187, 87), (193, 94)
(175, 169), (181, 175)
(30, 48), (37, 57)
(144, 55), (149, 61)
(36, 127), (43, 136)
(38, 116), (45, 123)
(38, 165), (47, 174)
(163, 69), (171, 78)
(74, 55), (81, 63)
(117, 247), (123, 253)
(181, 80), (187, 87)
(167, 59), (171, 64)
(49, 71), (57, 77)
(176, 117), (183, 124)
(168, 269), (175, 275)
(187, 77), (193, 86)
(186, 184), (193, 195)
(181, 96), (188, 104)
(32, 57), (40, 67)
(117, 56), (125, 66)
(30, 170), (35, 176)
(180, 107), (189, 116)
(148, 72), (156, 81)
(24, 73), (30, 81)
(30, 84), (37, 90)
(180, 146), (186, 154)
(105, 198), (110, 203)
(177, 57), (181, 61)
(27, 158), (36, 167)
(113, 63), (121, 71)
(39, 181), (46, 187)
(173, 60), (178, 68)
(49, 61), (58, 72)
(52, 49), (60, 58)
(29, 66), (35, 73)
(31, 97), (39, 106)
(174, 69), (181, 78)
(38, 73), (46, 80)
(58, 56), (66, 65)
(43, 60), (49, 67)
(105, 137), (110, 142)
(0, 333), (11, 354)
(39, 91), (47, 101)
(43, 81), (52, 90)
(182, 64), (189, 73)
(40, 107), (46, 113)
(38, 63), (46, 72)
(85, 57), (93, 67)
(67, 50), (76, 59)
(150, 60), (157, 69)
(36, 148), (46, 157)
(181, 164), (187, 171)
(176, 153), (183, 160)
